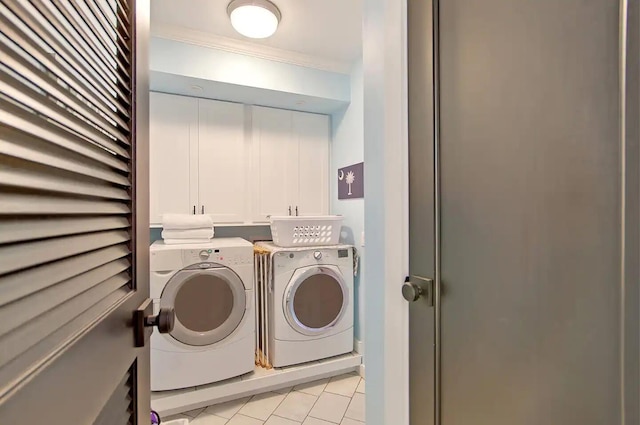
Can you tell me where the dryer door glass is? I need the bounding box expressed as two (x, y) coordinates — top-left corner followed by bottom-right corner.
(174, 274), (233, 332)
(161, 265), (246, 346)
(286, 266), (348, 335)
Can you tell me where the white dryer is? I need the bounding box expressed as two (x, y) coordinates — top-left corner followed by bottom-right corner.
(256, 243), (354, 368)
(150, 238), (254, 391)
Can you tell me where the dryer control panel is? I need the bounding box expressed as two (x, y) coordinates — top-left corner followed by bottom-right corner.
(181, 247), (253, 266)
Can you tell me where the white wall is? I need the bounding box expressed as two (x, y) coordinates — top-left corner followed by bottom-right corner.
(331, 60), (365, 347)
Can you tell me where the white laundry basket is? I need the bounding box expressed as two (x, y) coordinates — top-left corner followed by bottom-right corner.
(270, 216), (344, 247)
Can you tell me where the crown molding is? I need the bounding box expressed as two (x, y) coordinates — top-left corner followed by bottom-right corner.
(151, 23), (353, 75)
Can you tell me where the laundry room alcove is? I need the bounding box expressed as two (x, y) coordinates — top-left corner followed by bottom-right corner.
(148, 0), (366, 421)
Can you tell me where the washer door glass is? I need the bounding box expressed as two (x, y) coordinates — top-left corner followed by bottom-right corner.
(161, 264), (246, 346)
(285, 266), (348, 336)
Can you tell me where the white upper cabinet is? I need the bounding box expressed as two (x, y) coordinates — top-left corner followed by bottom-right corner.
(293, 111), (330, 216)
(251, 106), (297, 221)
(198, 99), (248, 223)
(149, 92), (197, 225)
(251, 106), (329, 221)
(150, 94), (329, 225)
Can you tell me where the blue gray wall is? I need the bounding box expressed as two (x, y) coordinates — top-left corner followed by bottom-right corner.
(150, 226), (272, 245)
(331, 60), (365, 345)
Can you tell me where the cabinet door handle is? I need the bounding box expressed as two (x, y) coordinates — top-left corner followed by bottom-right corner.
(201, 205), (205, 214)
(288, 206), (292, 216)
(192, 205), (196, 215)
(295, 206), (299, 216)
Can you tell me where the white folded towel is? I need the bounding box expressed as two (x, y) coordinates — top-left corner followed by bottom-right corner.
(162, 214), (213, 230)
(163, 238), (212, 245)
(162, 228), (214, 240)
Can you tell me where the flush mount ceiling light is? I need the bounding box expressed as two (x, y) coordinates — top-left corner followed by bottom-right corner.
(227, 0), (281, 39)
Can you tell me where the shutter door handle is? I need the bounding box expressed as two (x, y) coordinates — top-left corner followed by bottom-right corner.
(202, 205), (205, 214)
(134, 299), (175, 347)
(288, 206), (292, 216)
(193, 205), (196, 214)
(295, 206), (299, 216)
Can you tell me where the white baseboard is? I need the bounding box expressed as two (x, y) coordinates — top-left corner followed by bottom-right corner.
(353, 340), (364, 378)
(354, 339), (364, 355)
(152, 352), (363, 418)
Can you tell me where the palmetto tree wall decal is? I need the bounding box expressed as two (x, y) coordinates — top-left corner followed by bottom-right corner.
(346, 171), (355, 195)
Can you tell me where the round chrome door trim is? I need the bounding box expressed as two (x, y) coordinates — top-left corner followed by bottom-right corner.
(160, 264), (246, 346)
(283, 265), (349, 337)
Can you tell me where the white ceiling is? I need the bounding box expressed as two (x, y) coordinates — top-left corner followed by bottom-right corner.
(151, 0), (363, 68)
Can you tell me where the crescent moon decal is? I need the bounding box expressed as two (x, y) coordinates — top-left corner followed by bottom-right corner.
(338, 170), (345, 180)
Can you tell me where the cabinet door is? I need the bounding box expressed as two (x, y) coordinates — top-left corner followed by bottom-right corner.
(198, 99), (248, 223)
(149, 92), (197, 224)
(293, 111), (330, 216)
(251, 106), (298, 222)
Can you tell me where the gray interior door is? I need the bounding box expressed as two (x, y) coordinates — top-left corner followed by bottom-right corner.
(0, 1), (151, 424)
(407, 1), (639, 424)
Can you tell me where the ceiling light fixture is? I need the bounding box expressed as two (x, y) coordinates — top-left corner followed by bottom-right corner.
(227, 0), (281, 39)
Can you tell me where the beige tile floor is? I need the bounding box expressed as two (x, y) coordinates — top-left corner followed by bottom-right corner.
(164, 372), (365, 425)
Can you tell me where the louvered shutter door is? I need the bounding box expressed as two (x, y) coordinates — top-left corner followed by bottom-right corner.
(0, 1), (149, 424)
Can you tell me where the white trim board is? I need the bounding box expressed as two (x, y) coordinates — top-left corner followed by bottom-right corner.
(354, 338), (364, 355)
(151, 24), (353, 75)
(362, 0), (409, 423)
(151, 352), (362, 417)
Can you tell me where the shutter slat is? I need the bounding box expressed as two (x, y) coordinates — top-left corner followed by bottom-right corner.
(0, 287), (130, 395)
(0, 258), (131, 337)
(0, 74), (130, 156)
(0, 127), (130, 186)
(0, 100), (129, 171)
(0, 230), (130, 275)
(83, 0), (131, 57)
(0, 276), (129, 369)
(65, 0), (131, 69)
(110, 0), (131, 38)
(0, 217), (130, 244)
(0, 194), (130, 215)
(0, 0), (135, 414)
(93, 371), (133, 425)
(0, 1), (129, 116)
(0, 161), (130, 200)
(0, 9), (130, 130)
(42, 0), (132, 91)
(24, 0), (131, 103)
(0, 245), (129, 306)
(1, 35), (130, 145)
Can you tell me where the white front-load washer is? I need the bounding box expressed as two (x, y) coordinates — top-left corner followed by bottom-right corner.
(257, 242), (354, 367)
(150, 238), (254, 391)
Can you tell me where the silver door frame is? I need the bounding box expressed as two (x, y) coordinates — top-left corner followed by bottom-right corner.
(133, 0), (151, 423)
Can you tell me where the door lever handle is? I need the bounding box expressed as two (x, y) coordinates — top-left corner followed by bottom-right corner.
(402, 275), (434, 306)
